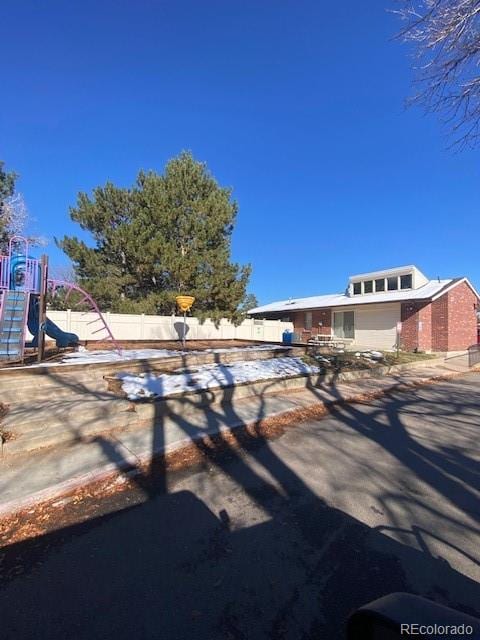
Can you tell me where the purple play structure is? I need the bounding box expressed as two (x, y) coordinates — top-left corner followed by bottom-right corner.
(0, 236), (121, 362)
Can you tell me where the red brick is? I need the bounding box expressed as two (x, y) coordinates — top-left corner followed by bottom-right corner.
(292, 309), (331, 341)
(445, 281), (477, 350)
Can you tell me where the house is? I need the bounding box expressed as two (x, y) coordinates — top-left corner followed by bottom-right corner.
(248, 266), (479, 352)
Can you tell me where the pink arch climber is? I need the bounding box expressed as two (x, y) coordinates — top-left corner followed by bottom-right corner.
(48, 280), (122, 355)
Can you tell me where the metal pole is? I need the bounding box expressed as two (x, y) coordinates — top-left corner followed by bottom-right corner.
(37, 255), (48, 363)
(183, 311), (186, 349)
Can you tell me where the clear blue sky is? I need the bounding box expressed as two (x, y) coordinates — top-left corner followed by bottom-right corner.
(1, 0), (478, 304)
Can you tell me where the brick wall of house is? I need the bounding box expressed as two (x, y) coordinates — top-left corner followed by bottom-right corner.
(292, 309), (332, 342)
(315, 309), (332, 335)
(400, 303), (417, 350)
(445, 281), (478, 350)
(431, 295), (448, 352)
(400, 301), (431, 351)
(417, 302), (432, 351)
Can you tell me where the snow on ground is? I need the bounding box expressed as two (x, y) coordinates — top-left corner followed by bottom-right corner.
(118, 356), (320, 400)
(0, 344), (290, 369)
(55, 344), (287, 365)
(59, 348), (183, 364)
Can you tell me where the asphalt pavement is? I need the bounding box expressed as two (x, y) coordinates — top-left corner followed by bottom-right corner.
(0, 373), (479, 639)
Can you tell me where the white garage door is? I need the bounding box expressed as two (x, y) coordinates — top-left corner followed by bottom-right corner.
(352, 303), (400, 350)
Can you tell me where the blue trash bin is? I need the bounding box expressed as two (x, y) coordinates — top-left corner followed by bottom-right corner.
(282, 330), (292, 345)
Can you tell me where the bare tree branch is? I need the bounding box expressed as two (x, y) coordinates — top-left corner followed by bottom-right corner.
(395, 0), (480, 148)
(1, 193), (47, 249)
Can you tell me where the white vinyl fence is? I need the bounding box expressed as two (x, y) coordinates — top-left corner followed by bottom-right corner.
(38, 310), (294, 343)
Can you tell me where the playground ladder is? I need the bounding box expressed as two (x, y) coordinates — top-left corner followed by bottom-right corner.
(0, 289), (30, 362)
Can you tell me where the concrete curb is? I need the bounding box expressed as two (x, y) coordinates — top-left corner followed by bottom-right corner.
(0, 366), (472, 520)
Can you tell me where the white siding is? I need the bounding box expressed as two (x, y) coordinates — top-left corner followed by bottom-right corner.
(352, 303), (401, 350)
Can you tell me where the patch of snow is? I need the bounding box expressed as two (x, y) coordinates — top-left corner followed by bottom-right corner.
(57, 344), (287, 365)
(358, 350), (384, 361)
(59, 348), (182, 365)
(5, 344), (289, 369)
(118, 356), (320, 400)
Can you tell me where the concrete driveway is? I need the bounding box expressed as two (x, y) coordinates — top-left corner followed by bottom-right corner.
(0, 373), (479, 639)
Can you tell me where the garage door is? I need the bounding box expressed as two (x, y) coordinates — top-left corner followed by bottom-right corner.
(352, 303), (400, 350)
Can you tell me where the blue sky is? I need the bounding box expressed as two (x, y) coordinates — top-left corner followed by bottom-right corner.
(1, 0), (478, 304)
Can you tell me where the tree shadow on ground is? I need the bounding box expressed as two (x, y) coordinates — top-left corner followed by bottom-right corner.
(2, 356), (480, 638)
(1, 486), (480, 639)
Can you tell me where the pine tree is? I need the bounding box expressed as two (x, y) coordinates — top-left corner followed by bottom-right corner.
(239, 293), (259, 314)
(57, 152), (252, 322)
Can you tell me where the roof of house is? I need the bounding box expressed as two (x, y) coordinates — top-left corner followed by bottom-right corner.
(249, 277), (478, 315)
(348, 265), (418, 281)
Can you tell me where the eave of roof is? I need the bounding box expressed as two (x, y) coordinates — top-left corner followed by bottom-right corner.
(249, 279), (458, 315)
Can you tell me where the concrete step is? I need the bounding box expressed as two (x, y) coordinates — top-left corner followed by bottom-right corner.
(1, 374), (319, 452)
(1, 382), (110, 404)
(0, 370), (108, 391)
(4, 411), (138, 455)
(2, 396), (132, 431)
(2, 369), (378, 458)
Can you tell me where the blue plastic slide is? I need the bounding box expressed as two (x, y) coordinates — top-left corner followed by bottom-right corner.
(27, 296), (79, 348)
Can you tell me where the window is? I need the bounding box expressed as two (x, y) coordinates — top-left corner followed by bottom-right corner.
(305, 311), (312, 330)
(387, 277), (398, 291)
(333, 311), (354, 339)
(363, 280), (373, 294)
(400, 274), (412, 289)
(353, 282), (361, 295)
(375, 278), (385, 292)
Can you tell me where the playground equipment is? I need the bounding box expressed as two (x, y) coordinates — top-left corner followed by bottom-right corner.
(0, 236), (121, 363)
(175, 295), (195, 348)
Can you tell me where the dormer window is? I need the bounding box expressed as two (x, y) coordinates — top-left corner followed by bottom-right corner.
(387, 277), (399, 291)
(348, 267), (424, 297)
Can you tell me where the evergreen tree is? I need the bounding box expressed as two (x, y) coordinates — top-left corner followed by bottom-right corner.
(238, 293), (259, 315)
(57, 152), (252, 322)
